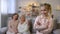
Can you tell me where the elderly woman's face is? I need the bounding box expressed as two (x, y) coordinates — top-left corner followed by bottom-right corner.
(20, 16), (25, 21)
(40, 6), (48, 14)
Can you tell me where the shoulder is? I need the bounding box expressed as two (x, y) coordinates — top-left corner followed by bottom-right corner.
(49, 17), (53, 22)
(49, 16), (53, 21)
(8, 19), (12, 23)
(36, 16), (40, 19)
(35, 15), (41, 20)
(8, 20), (12, 25)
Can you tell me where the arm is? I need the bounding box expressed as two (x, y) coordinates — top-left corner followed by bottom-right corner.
(15, 21), (18, 34)
(12, 20), (19, 34)
(33, 16), (40, 29)
(33, 17), (48, 30)
(8, 21), (13, 32)
(40, 18), (54, 33)
(36, 24), (48, 30)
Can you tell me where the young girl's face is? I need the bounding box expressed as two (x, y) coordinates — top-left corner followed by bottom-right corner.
(40, 6), (48, 14)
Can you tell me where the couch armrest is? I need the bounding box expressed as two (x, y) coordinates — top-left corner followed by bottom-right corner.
(53, 29), (60, 34)
(0, 27), (7, 34)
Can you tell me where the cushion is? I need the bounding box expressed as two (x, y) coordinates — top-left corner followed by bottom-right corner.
(0, 27), (7, 34)
(53, 29), (60, 34)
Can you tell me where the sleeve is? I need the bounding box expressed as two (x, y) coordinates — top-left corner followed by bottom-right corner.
(20, 24), (28, 32)
(33, 16), (48, 30)
(14, 21), (18, 33)
(20, 21), (29, 32)
(27, 20), (30, 28)
(33, 16), (39, 29)
(36, 24), (48, 30)
(40, 18), (54, 33)
(8, 20), (13, 32)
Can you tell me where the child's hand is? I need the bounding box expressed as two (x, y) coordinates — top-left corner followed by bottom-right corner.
(37, 22), (41, 25)
(15, 33), (17, 34)
(13, 29), (18, 33)
(15, 31), (18, 34)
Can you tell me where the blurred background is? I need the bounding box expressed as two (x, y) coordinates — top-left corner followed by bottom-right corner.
(0, 0), (60, 34)
(1, 0), (60, 27)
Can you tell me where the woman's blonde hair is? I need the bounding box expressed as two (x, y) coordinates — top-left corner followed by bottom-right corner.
(19, 14), (26, 18)
(40, 3), (52, 15)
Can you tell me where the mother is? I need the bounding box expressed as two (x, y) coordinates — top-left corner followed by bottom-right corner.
(7, 13), (19, 34)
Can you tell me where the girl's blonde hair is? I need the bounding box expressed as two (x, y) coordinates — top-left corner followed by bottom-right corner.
(40, 3), (52, 16)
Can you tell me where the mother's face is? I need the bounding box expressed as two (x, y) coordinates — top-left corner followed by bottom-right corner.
(13, 15), (18, 20)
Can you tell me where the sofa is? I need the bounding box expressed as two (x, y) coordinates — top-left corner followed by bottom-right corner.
(0, 17), (60, 34)
(0, 27), (7, 34)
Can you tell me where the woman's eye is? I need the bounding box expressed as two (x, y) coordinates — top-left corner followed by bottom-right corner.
(41, 9), (47, 11)
(41, 10), (47, 11)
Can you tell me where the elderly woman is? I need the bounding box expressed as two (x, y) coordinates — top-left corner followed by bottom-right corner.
(33, 3), (54, 34)
(17, 14), (30, 34)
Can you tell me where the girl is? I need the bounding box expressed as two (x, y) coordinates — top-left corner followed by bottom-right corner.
(17, 14), (30, 34)
(7, 13), (19, 34)
(33, 3), (54, 34)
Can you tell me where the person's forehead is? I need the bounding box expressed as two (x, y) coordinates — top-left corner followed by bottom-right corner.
(21, 16), (25, 18)
(41, 6), (46, 9)
(14, 15), (18, 16)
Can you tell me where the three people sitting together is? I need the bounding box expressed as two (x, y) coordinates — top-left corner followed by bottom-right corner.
(6, 3), (54, 34)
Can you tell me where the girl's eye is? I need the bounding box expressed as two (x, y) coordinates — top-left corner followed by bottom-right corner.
(41, 9), (47, 11)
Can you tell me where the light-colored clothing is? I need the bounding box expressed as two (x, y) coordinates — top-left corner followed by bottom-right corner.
(34, 15), (54, 34)
(7, 20), (18, 34)
(18, 20), (30, 34)
(7, 31), (15, 34)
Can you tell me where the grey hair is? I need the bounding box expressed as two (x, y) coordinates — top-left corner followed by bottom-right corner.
(19, 13), (26, 18)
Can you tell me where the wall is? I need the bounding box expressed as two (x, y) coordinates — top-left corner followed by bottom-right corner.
(1, 0), (16, 27)
(16, 0), (60, 23)
(1, 0), (60, 28)
(1, 14), (8, 27)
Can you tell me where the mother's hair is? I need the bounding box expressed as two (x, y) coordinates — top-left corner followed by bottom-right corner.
(12, 13), (19, 20)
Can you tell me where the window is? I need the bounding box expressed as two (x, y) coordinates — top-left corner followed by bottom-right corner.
(1, 0), (16, 14)
(7, 0), (16, 14)
(1, 0), (8, 14)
